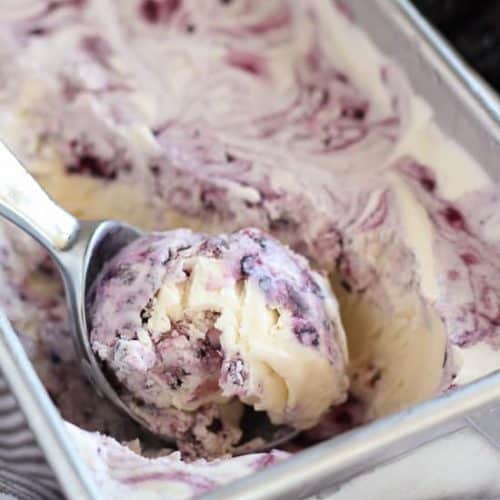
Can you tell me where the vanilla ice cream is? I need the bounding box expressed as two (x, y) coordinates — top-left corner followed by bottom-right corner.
(89, 228), (348, 456)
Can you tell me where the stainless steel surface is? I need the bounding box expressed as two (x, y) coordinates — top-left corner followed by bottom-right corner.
(203, 373), (500, 500)
(0, 140), (296, 453)
(467, 407), (500, 452)
(0, 311), (100, 500)
(351, 0), (500, 177)
(0, 142), (79, 251)
(395, 0), (500, 126)
(0, 139), (150, 433)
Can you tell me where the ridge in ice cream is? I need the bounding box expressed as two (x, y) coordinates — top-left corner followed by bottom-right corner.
(89, 227), (348, 458)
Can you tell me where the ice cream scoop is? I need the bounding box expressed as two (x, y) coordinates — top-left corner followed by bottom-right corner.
(0, 141), (307, 453)
(89, 228), (349, 457)
(0, 141), (146, 429)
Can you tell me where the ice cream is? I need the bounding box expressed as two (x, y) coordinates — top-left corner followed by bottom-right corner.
(89, 227), (348, 457)
(66, 421), (289, 499)
(0, 0), (498, 497)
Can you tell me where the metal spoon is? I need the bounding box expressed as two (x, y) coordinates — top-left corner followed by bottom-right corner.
(0, 141), (297, 453)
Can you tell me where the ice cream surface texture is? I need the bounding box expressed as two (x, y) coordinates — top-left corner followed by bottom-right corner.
(89, 228), (348, 456)
(0, 0), (499, 497)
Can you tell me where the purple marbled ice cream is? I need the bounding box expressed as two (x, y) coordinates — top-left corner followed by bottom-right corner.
(89, 228), (348, 458)
(1, 0), (500, 496)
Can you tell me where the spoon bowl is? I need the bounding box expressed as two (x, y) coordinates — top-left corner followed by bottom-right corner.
(54, 220), (144, 422)
(0, 141), (297, 453)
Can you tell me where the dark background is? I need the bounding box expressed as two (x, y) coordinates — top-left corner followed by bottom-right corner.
(412, 0), (500, 91)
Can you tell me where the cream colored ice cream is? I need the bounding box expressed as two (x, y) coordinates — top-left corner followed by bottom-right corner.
(89, 228), (348, 456)
(66, 421), (289, 499)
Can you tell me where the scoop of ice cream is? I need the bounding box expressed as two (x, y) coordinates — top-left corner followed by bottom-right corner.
(89, 227), (348, 456)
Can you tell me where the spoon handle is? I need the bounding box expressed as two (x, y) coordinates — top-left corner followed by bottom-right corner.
(0, 141), (79, 251)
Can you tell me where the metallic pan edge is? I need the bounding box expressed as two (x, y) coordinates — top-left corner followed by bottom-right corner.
(203, 373), (500, 500)
(201, 1), (500, 499)
(355, 0), (500, 179)
(393, 0), (500, 127)
(0, 312), (99, 500)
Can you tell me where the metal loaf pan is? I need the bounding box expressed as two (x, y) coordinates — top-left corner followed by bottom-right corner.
(2, 1), (500, 499)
